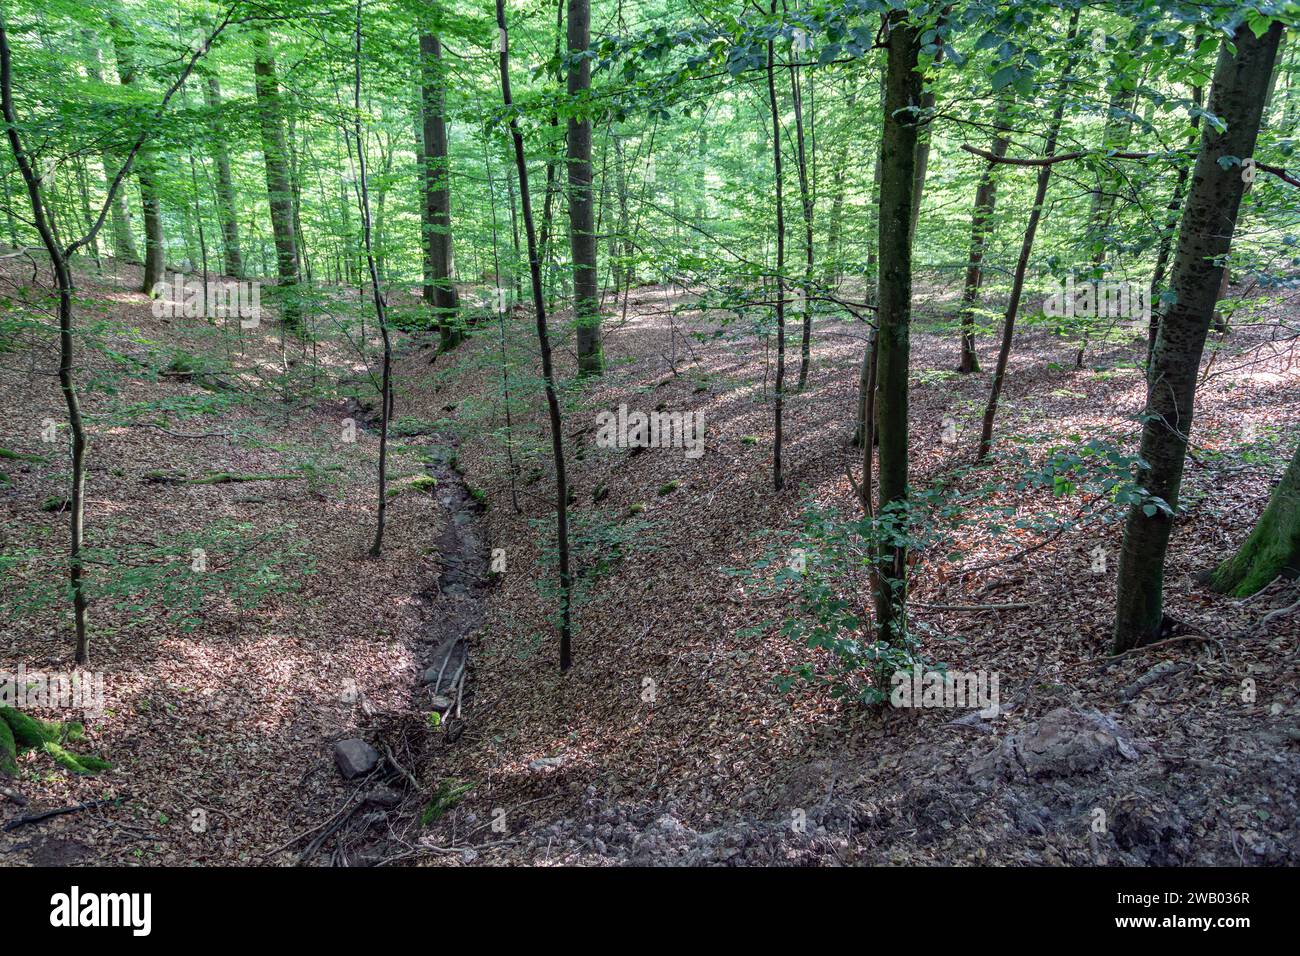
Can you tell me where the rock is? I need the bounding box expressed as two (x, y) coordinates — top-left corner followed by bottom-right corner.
(529, 756), (565, 771)
(426, 694), (454, 712)
(969, 707), (1139, 784)
(333, 738), (380, 779)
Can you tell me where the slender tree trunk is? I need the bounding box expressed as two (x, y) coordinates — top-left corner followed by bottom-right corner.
(2, 11), (222, 661)
(957, 95), (1011, 374)
(871, 9), (922, 645)
(110, 21), (164, 292)
(0, 36), (88, 661)
(977, 9), (1081, 463)
(252, 27), (302, 333)
(908, 6), (950, 245)
(791, 60), (815, 390)
(204, 76), (244, 278)
(349, 2), (393, 556)
(567, 0), (602, 375)
(538, 0), (564, 309)
(1113, 20), (1284, 652)
(497, 0), (573, 671)
(420, 27), (461, 349)
(765, 2), (786, 492)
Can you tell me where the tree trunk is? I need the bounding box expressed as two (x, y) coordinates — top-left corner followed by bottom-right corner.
(83, 36), (140, 265)
(1211, 440), (1300, 596)
(977, 9), (1081, 462)
(1112, 19), (1283, 651)
(497, 0), (573, 672)
(908, 7), (950, 246)
(765, 2), (786, 492)
(350, 1), (393, 556)
(252, 27), (302, 333)
(420, 27), (461, 349)
(567, 0), (602, 375)
(110, 22), (164, 292)
(872, 10), (922, 644)
(204, 76), (244, 278)
(1147, 83), (1203, 368)
(790, 61), (815, 390)
(957, 95), (1011, 374)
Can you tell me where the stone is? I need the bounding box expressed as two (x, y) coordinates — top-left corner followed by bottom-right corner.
(333, 738), (380, 779)
(969, 707), (1139, 784)
(528, 756), (565, 771)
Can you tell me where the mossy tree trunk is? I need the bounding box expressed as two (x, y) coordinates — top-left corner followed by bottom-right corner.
(1211, 440), (1300, 596)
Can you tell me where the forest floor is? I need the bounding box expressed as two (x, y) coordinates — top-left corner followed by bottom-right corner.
(1, 254), (1297, 866)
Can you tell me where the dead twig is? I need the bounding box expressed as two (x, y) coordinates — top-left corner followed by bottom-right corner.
(1, 794), (129, 832)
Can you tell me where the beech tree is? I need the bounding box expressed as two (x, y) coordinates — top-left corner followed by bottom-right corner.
(871, 8), (922, 643)
(420, 21), (461, 349)
(252, 26), (303, 333)
(1112, 17), (1285, 652)
(568, 0), (603, 375)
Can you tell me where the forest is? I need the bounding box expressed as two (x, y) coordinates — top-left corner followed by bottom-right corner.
(0, 0), (1297, 879)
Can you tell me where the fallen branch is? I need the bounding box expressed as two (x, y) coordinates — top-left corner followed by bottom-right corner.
(1, 794), (129, 832)
(1120, 660), (1191, 702)
(912, 601), (1032, 612)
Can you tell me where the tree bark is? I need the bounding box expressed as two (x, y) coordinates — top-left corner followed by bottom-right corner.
(202, 77), (245, 278)
(420, 28), (461, 349)
(957, 95), (1011, 374)
(110, 21), (164, 292)
(765, 1), (786, 492)
(791, 60), (815, 390)
(1147, 83), (1203, 368)
(1113, 20), (1284, 651)
(1211, 440), (1300, 596)
(252, 27), (303, 333)
(567, 0), (602, 375)
(872, 10), (922, 644)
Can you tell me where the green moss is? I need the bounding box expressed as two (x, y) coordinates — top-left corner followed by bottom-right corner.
(410, 475), (438, 492)
(0, 717), (17, 776)
(740, 435), (759, 446)
(628, 502), (646, 516)
(42, 741), (110, 774)
(657, 480), (680, 496)
(1, 706), (59, 748)
(0, 447), (47, 464)
(40, 495), (69, 513)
